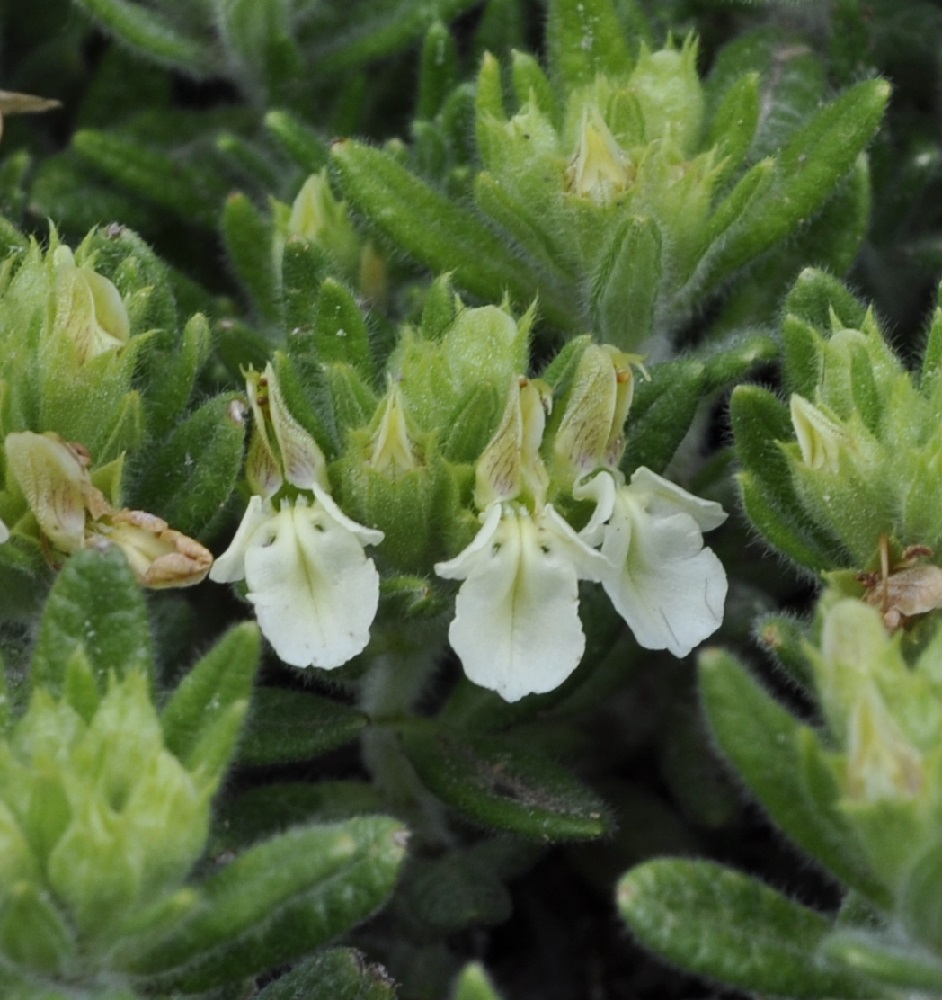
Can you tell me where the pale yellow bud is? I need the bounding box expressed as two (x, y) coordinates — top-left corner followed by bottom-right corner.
(52, 246), (130, 362)
(369, 380), (416, 475)
(245, 363), (328, 496)
(555, 345), (641, 475)
(475, 377), (550, 510)
(565, 108), (631, 203)
(846, 687), (923, 802)
(790, 395), (846, 472)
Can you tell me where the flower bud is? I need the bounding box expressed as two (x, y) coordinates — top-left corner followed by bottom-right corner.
(564, 107), (631, 203)
(553, 344), (641, 478)
(845, 688), (924, 803)
(369, 379), (416, 474)
(790, 394), (847, 472)
(474, 377), (550, 510)
(245, 362), (328, 495)
(286, 171), (360, 279)
(52, 246), (130, 362)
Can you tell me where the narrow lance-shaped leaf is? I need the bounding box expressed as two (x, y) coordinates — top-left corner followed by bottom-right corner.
(698, 78), (889, 291)
(546, 0), (632, 89)
(308, 0), (481, 75)
(620, 359), (704, 477)
(119, 818), (408, 991)
(331, 140), (575, 329)
(73, 130), (225, 229)
(128, 393), (246, 541)
(401, 722), (609, 840)
(619, 859), (871, 998)
(160, 622), (261, 778)
(71, 0), (215, 76)
(222, 193), (280, 324)
(417, 22), (458, 121)
(32, 548), (153, 697)
(822, 930), (942, 995)
(699, 648), (890, 906)
(238, 686), (368, 766)
(255, 949), (397, 1000)
(592, 215), (661, 353)
(264, 110), (330, 174)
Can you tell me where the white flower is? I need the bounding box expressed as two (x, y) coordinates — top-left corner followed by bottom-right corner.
(575, 467), (727, 657)
(210, 489), (383, 669)
(435, 502), (608, 702)
(0, 518), (8, 544)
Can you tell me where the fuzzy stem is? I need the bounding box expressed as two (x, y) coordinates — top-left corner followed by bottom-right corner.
(359, 622), (452, 843)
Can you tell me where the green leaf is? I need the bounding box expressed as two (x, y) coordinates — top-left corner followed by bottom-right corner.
(699, 648), (890, 907)
(417, 22), (458, 121)
(280, 237), (331, 334)
(738, 470), (837, 572)
(620, 359), (704, 477)
(238, 687), (368, 766)
(546, 0), (631, 89)
(899, 840), (942, 952)
(308, 0), (481, 75)
(822, 930), (942, 994)
(128, 394), (246, 540)
(331, 140), (573, 329)
(138, 312), (211, 441)
(313, 278), (375, 377)
(120, 818), (408, 990)
(618, 859), (869, 998)
(73, 130), (225, 229)
(160, 622), (261, 778)
(31, 548), (153, 698)
(255, 949), (397, 1000)
(214, 782), (385, 853)
(708, 72), (761, 185)
(452, 963), (506, 1000)
(71, 0), (214, 76)
(730, 384), (845, 570)
(401, 723), (609, 840)
(592, 215), (661, 352)
(400, 852), (512, 931)
(0, 881), (75, 976)
(699, 78), (889, 291)
(222, 193), (279, 324)
(264, 110), (330, 174)
(785, 266), (868, 333)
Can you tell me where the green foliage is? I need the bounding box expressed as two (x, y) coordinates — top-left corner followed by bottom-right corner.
(1, 0), (938, 996)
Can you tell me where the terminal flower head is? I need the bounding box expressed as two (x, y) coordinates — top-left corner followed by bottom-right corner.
(210, 359), (384, 669)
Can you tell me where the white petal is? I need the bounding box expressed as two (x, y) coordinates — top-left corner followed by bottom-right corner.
(434, 503), (503, 580)
(628, 466), (727, 531)
(310, 482), (384, 546)
(244, 498), (380, 669)
(0, 518), (8, 544)
(208, 496), (273, 584)
(573, 470), (619, 547)
(599, 484), (727, 657)
(437, 506), (587, 702)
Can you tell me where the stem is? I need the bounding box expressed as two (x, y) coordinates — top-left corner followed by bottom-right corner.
(358, 621), (452, 843)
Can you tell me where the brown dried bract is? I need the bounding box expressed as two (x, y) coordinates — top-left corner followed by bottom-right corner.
(859, 535), (942, 631)
(103, 509), (213, 588)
